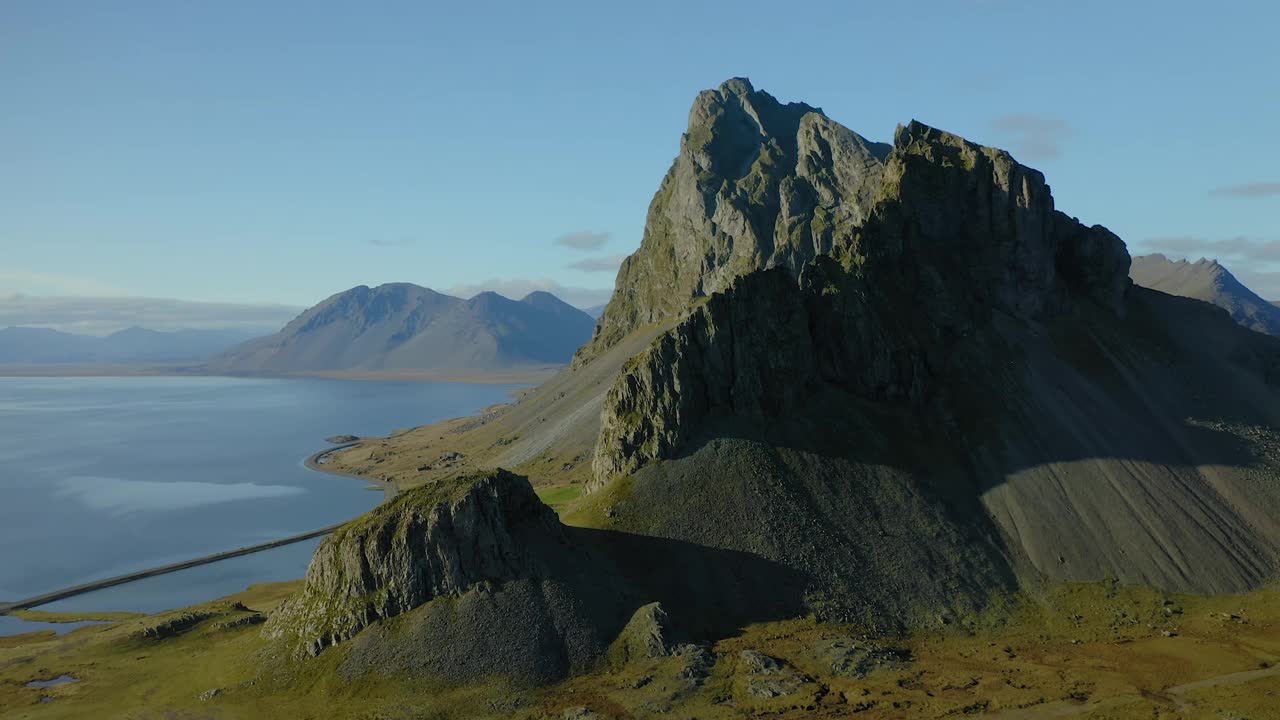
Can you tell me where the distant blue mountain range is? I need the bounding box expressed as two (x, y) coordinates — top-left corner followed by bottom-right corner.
(0, 326), (258, 365)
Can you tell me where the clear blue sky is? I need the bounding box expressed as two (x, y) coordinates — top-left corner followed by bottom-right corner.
(3, 0), (1278, 318)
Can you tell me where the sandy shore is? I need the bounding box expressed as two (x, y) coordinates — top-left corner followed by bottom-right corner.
(270, 367), (560, 384)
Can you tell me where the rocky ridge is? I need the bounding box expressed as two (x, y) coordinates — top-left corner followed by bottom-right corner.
(1130, 253), (1280, 336)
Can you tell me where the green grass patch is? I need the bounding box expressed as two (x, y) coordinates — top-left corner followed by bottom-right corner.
(535, 484), (582, 514)
(11, 609), (144, 623)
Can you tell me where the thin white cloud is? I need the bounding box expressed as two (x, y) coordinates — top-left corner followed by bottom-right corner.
(0, 269), (128, 297)
(989, 113), (1073, 160)
(0, 294), (303, 336)
(567, 255), (627, 273)
(1211, 183), (1280, 198)
(1144, 235), (1280, 262)
(368, 237), (416, 247)
(554, 231), (611, 251)
(444, 278), (614, 309)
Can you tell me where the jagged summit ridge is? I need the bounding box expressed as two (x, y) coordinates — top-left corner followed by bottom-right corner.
(1131, 253), (1280, 336)
(575, 80), (1128, 367)
(576, 78), (891, 365)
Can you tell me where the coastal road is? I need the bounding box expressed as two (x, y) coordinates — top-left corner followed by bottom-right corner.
(0, 523), (342, 614)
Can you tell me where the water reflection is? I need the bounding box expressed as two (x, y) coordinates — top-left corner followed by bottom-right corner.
(27, 675), (79, 688)
(0, 615), (105, 637)
(0, 376), (521, 602)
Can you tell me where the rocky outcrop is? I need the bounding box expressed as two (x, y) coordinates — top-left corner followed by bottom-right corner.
(591, 120), (1132, 489)
(575, 78), (890, 366)
(265, 469), (565, 655)
(607, 602), (674, 665)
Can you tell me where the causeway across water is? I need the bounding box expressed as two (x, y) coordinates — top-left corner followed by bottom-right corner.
(0, 524), (341, 614)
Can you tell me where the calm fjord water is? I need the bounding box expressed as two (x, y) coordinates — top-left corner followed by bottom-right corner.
(0, 376), (520, 626)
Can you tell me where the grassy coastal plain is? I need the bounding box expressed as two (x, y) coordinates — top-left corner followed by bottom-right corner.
(1, 574), (1277, 718)
(4, 407), (1280, 720)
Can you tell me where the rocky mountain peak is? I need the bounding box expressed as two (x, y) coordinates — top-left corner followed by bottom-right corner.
(465, 290), (506, 309)
(684, 77), (820, 176)
(520, 290), (579, 314)
(577, 84), (1132, 370)
(589, 110), (1133, 489)
(575, 78), (890, 366)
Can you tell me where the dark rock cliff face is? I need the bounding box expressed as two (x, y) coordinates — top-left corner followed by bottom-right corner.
(265, 470), (565, 656)
(591, 121), (1132, 488)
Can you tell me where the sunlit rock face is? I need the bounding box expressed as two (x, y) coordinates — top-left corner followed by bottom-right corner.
(264, 469), (564, 656)
(575, 78), (891, 366)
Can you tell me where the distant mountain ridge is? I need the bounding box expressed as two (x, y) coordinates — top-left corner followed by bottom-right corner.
(211, 284), (595, 372)
(0, 326), (256, 365)
(1130, 253), (1280, 335)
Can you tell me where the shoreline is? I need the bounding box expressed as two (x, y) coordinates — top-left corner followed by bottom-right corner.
(0, 365), (560, 385)
(303, 440), (385, 485)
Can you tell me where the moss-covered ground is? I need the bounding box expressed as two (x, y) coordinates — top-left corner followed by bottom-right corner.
(2, 579), (1276, 719)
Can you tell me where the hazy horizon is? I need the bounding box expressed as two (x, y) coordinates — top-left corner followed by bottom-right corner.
(0, 282), (611, 336)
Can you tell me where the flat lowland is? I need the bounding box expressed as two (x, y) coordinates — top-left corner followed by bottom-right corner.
(0, 364), (206, 377)
(0, 579), (1276, 718)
